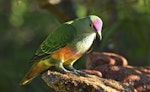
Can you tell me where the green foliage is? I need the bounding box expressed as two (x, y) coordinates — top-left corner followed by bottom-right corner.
(9, 0), (27, 27)
(99, 1), (150, 65)
(0, 0), (150, 92)
(0, 0), (58, 92)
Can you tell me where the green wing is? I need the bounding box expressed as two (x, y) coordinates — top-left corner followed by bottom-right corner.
(35, 23), (76, 58)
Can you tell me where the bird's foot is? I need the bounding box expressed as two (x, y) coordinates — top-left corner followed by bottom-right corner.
(57, 68), (72, 74)
(64, 64), (88, 76)
(56, 62), (74, 74)
(72, 69), (88, 76)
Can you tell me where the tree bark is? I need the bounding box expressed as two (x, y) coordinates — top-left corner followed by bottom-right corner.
(42, 70), (135, 92)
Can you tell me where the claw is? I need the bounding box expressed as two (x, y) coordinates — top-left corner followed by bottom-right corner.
(64, 63), (88, 76)
(58, 68), (72, 73)
(72, 69), (88, 76)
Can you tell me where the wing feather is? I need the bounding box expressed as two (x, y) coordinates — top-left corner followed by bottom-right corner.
(33, 23), (76, 61)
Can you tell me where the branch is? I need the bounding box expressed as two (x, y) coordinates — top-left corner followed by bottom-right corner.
(37, 0), (77, 22)
(42, 70), (135, 92)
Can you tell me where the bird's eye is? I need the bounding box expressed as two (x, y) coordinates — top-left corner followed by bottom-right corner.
(90, 24), (93, 27)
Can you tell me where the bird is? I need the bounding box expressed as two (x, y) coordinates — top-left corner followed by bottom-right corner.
(20, 15), (103, 85)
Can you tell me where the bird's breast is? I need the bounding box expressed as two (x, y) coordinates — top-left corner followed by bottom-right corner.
(70, 33), (96, 54)
(51, 46), (81, 62)
(51, 33), (96, 62)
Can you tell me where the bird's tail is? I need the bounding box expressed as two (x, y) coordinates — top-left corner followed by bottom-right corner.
(20, 60), (52, 85)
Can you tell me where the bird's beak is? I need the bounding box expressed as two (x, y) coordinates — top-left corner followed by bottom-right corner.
(97, 31), (102, 40)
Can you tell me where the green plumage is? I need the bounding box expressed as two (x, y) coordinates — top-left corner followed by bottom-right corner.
(36, 23), (76, 56)
(20, 15), (103, 85)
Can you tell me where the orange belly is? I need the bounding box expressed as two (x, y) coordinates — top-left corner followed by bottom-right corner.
(52, 46), (81, 62)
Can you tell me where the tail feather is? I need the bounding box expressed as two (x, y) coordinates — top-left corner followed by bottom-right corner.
(20, 76), (33, 85)
(20, 61), (52, 85)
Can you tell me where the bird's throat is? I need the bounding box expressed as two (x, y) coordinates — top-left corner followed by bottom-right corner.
(71, 33), (96, 54)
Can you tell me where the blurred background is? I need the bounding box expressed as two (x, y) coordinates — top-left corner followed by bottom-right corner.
(0, 0), (150, 92)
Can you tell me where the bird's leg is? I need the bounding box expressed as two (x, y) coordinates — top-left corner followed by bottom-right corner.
(55, 61), (71, 73)
(65, 61), (87, 76)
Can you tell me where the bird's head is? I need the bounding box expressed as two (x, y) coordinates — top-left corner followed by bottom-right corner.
(89, 15), (103, 40)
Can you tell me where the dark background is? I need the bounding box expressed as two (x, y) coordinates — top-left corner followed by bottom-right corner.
(0, 0), (150, 92)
